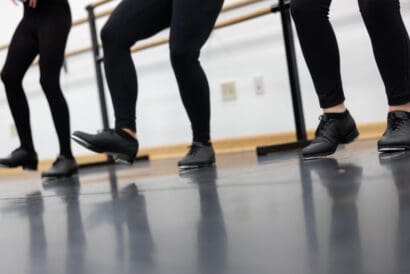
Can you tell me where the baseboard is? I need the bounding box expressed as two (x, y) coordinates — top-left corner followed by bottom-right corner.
(137, 120), (386, 159)
(0, 121), (386, 175)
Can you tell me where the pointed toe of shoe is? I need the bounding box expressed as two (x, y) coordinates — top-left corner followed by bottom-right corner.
(302, 142), (337, 159)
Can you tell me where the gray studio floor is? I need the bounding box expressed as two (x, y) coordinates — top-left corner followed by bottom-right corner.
(0, 138), (408, 274)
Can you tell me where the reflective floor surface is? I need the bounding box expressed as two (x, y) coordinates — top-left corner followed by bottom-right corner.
(0, 139), (409, 274)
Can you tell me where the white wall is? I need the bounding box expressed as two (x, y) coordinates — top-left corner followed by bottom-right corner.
(0, 0), (409, 159)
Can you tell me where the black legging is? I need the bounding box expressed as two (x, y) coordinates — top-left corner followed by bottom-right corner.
(0, 2), (73, 157)
(101, 0), (224, 143)
(291, 0), (410, 108)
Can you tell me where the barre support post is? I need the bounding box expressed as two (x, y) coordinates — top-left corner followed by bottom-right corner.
(86, 5), (110, 131)
(256, 0), (309, 156)
(86, 4), (114, 164)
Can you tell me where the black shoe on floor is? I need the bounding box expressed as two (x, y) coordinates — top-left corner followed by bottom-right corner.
(302, 111), (359, 159)
(42, 156), (79, 179)
(72, 129), (139, 165)
(178, 142), (216, 169)
(378, 111), (410, 152)
(0, 148), (38, 170)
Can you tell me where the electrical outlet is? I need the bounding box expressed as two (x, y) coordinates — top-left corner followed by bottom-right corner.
(254, 75), (265, 95)
(221, 81), (237, 102)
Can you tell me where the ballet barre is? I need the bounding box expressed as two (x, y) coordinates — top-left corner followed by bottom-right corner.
(0, 0), (269, 63)
(87, 0), (268, 15)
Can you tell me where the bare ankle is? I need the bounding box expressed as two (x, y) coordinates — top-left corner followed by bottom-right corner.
(323, 103), (347, 114)
(121, 128), (137, 140)
(389, 102), (410, 113)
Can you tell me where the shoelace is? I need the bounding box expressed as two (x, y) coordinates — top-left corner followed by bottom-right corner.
(315, 115), (335, 138)
(11, 147), (35, 155)
(388, 115), (407, 132)
(187, 144), (202, 156)
(52, 156), (66, 166)
(11, 147), (22, 154)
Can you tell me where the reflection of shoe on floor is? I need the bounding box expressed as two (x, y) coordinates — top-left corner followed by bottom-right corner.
(42, 173), (80, 191)
(0, 147), (38, 170)
(72, 129), (139, 165)
(325, 165), (362, 202)
(178, 142), (215, 169)
(305, 158), (362, 201)
(378, 151), (410, 192)
(303, 157), (339, 173)
(120, 183), (139, 200)
(378, 111), (410, 152)
(379, 151), (410, 165)
(2, 191), (44, 215)
(179, 166), (218, 185)
(26, 191), (44, 216)
(302, 111), (359, 159)
(41, 156), (78, 179)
